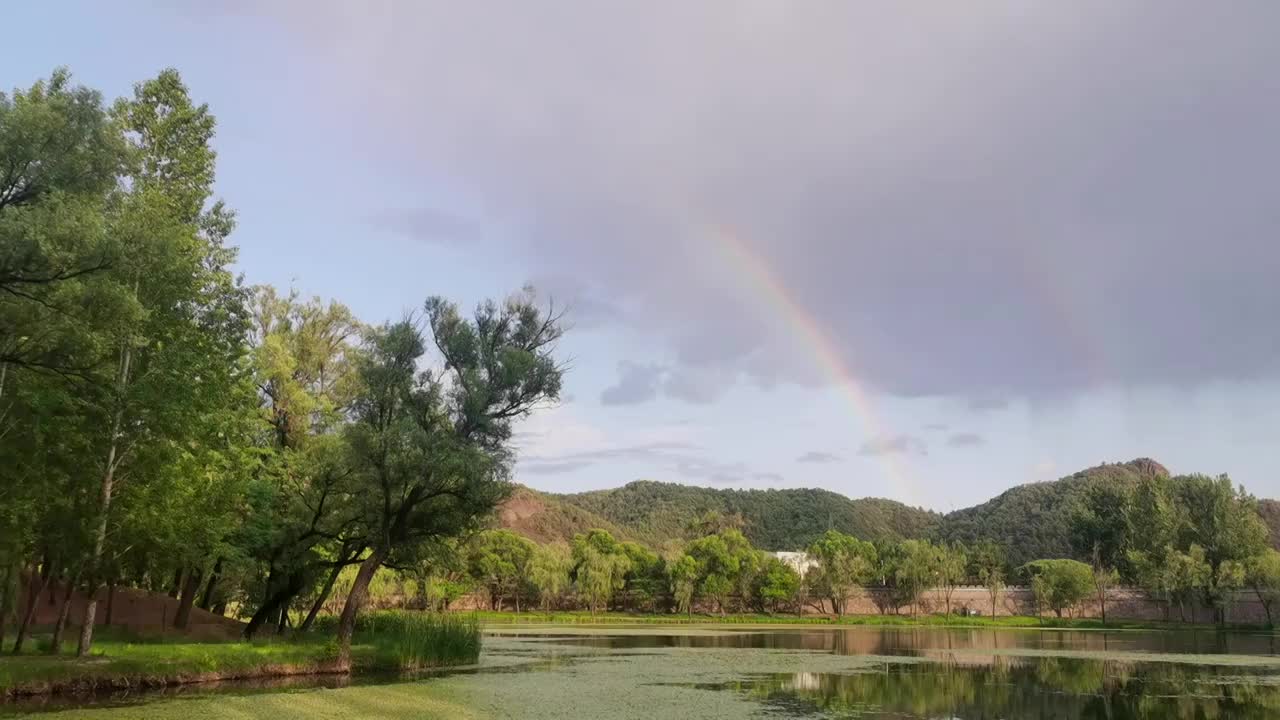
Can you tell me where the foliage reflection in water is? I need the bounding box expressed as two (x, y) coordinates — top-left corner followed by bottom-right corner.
(706, 658), (1280, 719)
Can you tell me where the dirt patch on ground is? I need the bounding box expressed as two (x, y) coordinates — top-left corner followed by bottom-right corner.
(19, 579), (243, 639)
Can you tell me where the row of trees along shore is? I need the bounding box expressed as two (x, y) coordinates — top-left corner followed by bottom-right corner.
(3, 67), (1280, 673)
(393, 471), (1280, 626)
(0, 69), (566, 668)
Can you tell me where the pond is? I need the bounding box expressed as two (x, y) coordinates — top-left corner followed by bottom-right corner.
(9, 625), (1280, 718)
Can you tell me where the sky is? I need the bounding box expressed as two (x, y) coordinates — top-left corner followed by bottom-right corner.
(7, 1), (1280, 510)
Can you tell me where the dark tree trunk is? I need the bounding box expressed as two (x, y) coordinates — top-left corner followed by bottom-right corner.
(168, 568), (184, 599)
(277, 605), (290, 635)
(211, 598), (228, 616)
(174, 568), (202, 630)
(0, 565), (11, 651)
(198, 560), (223, 611)
(300, 563), (344, 633)
(335, 547), (388, 671)
(104, 583), (115, 626)
(244, 570), (306, 639)
(13, 562), (53, 654)
(49, 574), (79, 654)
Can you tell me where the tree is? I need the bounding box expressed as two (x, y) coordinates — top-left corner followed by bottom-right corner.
(1175, 475), (1268, 624)
(970, 541), (1005, 619)
(754, 556), (801, 613)
(331, 292), (565, 668)
(1247, 550), (1280, 626)
(468, 530), (535, 611)
(77, 69), (251, 656)
(1090, 566), (1119, 625)
(936, 542), (967, 615)
(239, 288), (365, 638)
(668, 554), (698, 616)
(1023, 559), (1094, 618)
(686, 530), (756, 616)
(806, 530), (876, 615)
(1071, 481), (1132, 624)
(620, 541), (664, 611)
(572, 530), (631, 615)
(0, 69), (123, 376)
(529, 544), (571, 611)
(893, 540), (940, 617)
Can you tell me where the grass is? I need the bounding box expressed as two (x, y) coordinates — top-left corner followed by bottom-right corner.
(472, 609), (1275, 633)
(312, 611), (482, 671)
(0, 612), (482, 698)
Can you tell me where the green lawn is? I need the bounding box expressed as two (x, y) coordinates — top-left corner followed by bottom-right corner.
(1, 612), (480, 698)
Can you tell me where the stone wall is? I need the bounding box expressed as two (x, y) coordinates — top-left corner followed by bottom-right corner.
(453, 585), (1271, 624)
(834, 586), (1268, 624)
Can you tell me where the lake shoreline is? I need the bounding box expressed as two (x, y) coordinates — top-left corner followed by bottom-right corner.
(2, 661), (347, 701)
(474, 609), (1275, 633)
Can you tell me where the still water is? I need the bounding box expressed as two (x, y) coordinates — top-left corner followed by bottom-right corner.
(9, 625), (1280, 718)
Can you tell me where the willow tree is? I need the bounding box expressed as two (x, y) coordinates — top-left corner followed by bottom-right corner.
(807, 530), (877, 616)
(239, 288), (365, 639)
(331, 292), (564, 668)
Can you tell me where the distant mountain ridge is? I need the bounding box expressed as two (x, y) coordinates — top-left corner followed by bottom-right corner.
(499, 458), (1280, 564)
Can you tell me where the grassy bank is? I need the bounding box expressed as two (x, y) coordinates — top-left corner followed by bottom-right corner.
(0, 612), (481, 699)
(474, 610), (1272, 633)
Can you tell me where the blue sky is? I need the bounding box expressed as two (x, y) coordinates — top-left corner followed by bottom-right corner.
(9, 2), (1280, 509)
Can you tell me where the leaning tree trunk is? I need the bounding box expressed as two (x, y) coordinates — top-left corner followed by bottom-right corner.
(300, 563), (345, 633)
(334, 546), (388, 671)
(244, 571), (306, 639)
(49, 574), (80, 654)
(13, 561), (54, 654)
(174, 568), (203, 630)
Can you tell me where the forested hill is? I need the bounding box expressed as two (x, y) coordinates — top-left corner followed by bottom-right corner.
(500, 457), (1280, 560)
(934, 458), (1171, 567)
(500, 480), (941, 551)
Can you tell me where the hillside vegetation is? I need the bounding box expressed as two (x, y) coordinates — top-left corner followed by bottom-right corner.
(503, 458), (1280, 564)
(562, 481), (940, 551)
(935, 458), (1171, 567)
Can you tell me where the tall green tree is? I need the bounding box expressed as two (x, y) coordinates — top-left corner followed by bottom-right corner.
(893, 540), (941, 617)
(331, 294), (564, 666)
(753, 555), (801, 613)
(1246, 550), (1280, 626)
(935, 542), (967, 615)
(1024, 559), (1095, 619)
(529, 543), (571, 611)
(468, 529), (535, 611)
(1174, 475), (1268, 623)
(571, 530), (631, 615)
(0, 69), (123, 376)
(76, 69), (250, 656)
(970, 540), (1005, 619)
(668, 553), (698, 616)
(806, 530), (876, 616)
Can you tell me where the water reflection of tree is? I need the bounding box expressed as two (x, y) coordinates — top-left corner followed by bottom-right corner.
(728, 659), (1280, 719)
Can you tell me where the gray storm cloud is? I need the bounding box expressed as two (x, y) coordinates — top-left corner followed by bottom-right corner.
(264, 1), (1280, 403)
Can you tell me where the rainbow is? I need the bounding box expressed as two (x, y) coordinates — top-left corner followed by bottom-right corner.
(705, 224), (920, 503)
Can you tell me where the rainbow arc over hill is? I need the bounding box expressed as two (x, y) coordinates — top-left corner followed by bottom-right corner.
(706, 224), (920, 504)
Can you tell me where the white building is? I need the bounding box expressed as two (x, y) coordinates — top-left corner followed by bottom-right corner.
(771, 551), (818, 577)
